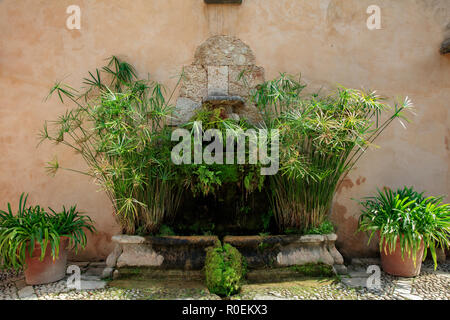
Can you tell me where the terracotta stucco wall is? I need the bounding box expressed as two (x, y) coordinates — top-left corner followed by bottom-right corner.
(1, 0), (449, 260)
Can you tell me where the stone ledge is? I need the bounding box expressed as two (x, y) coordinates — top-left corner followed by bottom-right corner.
(145, 235), (219, 246)
(112, 235), (145, 244)
(107, 234), (345, 271)
(224, 234), (343, 268)
(224, 234), (332, 247)
(111, 235), (219, 270)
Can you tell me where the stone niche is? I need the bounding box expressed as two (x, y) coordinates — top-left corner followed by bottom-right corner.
(103, 234), (347, 278)
(171, 35), (265, 125)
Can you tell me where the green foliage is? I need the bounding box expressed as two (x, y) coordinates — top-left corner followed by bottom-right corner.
(357, 186), (450, 269)
(303, 220), (335, 235)
(176, 221), (216, 236)
(290, 263), (335, 277)
(41, 61), (416, 238)
(41, 56), (183, 234)
(204, 242), (247, 297)
(250, 74), (413, 233)
(261, 210), (273, 232)
(179, 106), (265, 199)
(285, 221), (334, 235)
(0, 193), (96, 270)
(257, 240), (274, 252)
(158, 224), (176, 236)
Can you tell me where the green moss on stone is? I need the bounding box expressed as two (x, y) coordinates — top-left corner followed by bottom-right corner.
(290, 263), (335, 277)
(204, 241), (247, 297)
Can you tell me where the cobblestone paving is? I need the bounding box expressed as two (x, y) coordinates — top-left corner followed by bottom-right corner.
(0, 260), (448, 300)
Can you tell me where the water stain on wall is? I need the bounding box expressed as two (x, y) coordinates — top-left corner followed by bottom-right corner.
(337, 177), (354, 194)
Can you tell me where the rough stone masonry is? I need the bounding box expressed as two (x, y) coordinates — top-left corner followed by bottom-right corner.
(172, 35), (265, 126)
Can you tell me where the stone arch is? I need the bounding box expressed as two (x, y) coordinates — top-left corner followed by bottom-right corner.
(193, 35), (256, 66)
(172, 35), (265, 125)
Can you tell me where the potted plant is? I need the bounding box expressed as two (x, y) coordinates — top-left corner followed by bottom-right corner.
(0, 193), (96, 285)
(358, 187), (450, 277)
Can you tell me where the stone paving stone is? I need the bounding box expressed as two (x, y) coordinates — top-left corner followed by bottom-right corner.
(81, 275), (102, 281)
(348, 270), (370, 278)
(17, 286), (35, 299)
(80, 280), (107, 290)
(14, 279), (27, 290)
(1, 261), (448, 300)
(341, 277), (368, 288)
(253, 294), (289, 300)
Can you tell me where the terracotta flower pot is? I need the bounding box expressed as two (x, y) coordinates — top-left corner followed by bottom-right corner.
(24, 237), (70, 285)
(380, 237), (424, 277)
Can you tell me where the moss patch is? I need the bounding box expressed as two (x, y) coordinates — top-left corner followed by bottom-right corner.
(204, 242), (247, 297)
(290, 263), (335, 277)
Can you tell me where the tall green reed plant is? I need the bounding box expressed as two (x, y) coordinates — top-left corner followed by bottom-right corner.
(250, 74), (413, 232)
(40, 57), (183, 234)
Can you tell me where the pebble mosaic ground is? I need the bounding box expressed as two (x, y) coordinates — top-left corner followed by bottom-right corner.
(0, 260), (448, 300)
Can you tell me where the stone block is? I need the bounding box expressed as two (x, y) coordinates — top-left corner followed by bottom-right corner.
(179, 65), (207, 102)
(326, 234), (344, 265)
(106, 243), (123, 268)
(116, 244), (164, 268)
(276, 241), (335, 266)
(80, 280), (107, 290)
(18, 286), (35, 299)
(170, 97), (201, 126)
(193, 35), (256, 66)
(229, 65), (265, 97)
(207, 66), (229, 96)
(112, 235), (146, 244)
(235, 104), (263, 124)
(102, 267), (114, 279)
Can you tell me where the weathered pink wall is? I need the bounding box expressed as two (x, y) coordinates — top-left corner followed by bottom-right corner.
(0, 0), (449, 260)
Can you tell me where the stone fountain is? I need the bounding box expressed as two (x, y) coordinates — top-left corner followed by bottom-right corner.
(171, 35), (265, 126)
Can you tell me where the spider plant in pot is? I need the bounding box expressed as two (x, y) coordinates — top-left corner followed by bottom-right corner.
(357, 187), (450, 277)
(0, 194), (96, 285)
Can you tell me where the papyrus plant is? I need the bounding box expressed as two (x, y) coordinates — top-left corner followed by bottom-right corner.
(357, 187), (450, 269)
(250, 74), (413, 232)
(40, 57), (182, 234)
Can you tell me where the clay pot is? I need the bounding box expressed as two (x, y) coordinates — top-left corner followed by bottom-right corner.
(24, 237), (70, 285)
(380, 237), (424, 277)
